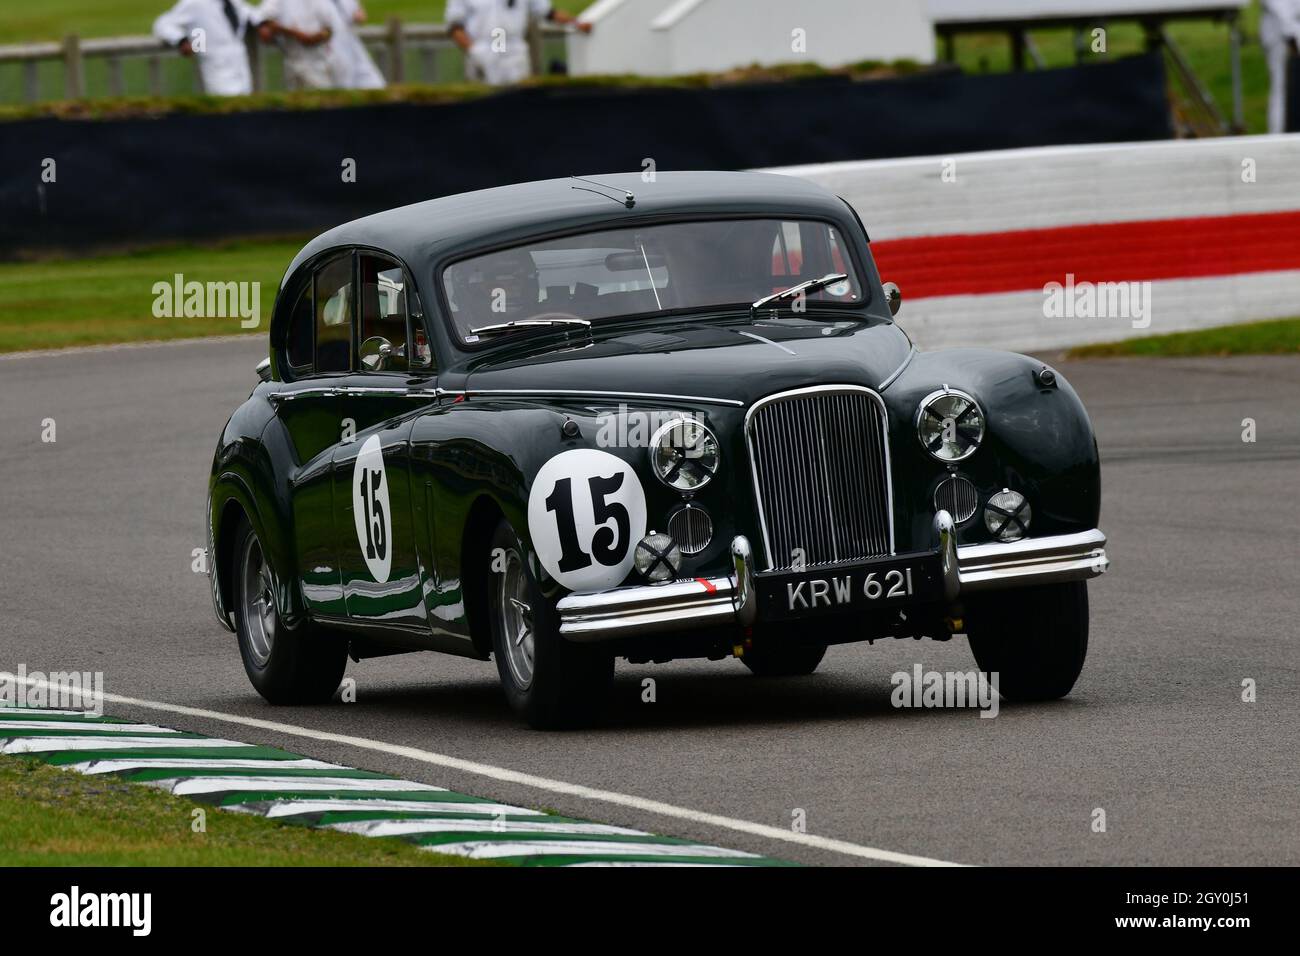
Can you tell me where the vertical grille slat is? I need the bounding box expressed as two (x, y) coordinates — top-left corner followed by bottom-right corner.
(747, 387), (893, 571)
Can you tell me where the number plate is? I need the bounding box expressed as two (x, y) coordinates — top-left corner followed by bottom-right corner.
(754, 552), (944, 621)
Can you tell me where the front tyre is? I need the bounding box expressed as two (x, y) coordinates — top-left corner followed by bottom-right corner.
(965, 581), (1089, 702)
(488, 519), (613, 729)
(233, 516), (347, 704)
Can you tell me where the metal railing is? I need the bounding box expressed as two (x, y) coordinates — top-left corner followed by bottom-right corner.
(0, 19), (569, 102)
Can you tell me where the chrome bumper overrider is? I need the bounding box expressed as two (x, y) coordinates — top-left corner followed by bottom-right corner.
(556, 515), (1108, 641)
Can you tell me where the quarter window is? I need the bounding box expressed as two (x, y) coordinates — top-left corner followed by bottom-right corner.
(285, 283), (313, 371)
(314, 254), (353, 373)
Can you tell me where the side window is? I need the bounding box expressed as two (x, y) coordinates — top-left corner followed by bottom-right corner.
(285, 283), (313, 372)
(359, 256), (433, 372)
(315, 254), (353, 373)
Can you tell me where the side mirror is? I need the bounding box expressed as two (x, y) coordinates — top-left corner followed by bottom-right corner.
(359, 336), (394, 372)
(256, 356), (272, 382)
(882, 282), (902, 317)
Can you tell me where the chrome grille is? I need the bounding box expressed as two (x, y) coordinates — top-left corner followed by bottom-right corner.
(668, 505), (713, 555)
(934, 474), (979, 524)
(746, 386), (893, 571)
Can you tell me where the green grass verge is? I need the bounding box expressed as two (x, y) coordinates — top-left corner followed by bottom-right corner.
(0, 237), (303, 352)
(0, 756), (492, 866)
(1068, 318), (1300, 357)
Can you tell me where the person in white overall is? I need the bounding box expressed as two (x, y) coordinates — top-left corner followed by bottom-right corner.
(327, 0), (386, 89)
(153, 0), (264, 96)
(258, 0), (342, 90)
(446, 0), (591, 86)
(1262, 0), (1300, 133)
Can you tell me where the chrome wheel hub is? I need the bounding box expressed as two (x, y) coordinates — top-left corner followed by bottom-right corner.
(240, 535), (276, 668)
(497, 550), (535, 689)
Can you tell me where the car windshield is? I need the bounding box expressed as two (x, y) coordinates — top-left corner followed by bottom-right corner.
(441, 218), (863, 344)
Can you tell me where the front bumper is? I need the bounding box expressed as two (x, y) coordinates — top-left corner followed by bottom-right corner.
(556, 514), (1108, 641)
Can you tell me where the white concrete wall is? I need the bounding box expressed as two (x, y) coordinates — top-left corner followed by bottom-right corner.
(568, 0), (934, 77)
(765, 135), (1300, 352)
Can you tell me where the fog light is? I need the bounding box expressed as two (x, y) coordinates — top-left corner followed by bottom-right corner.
(985, 489), (1031, 542)
(634, 532), (681, 583)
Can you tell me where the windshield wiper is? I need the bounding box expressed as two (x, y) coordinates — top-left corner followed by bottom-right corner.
(468, 318), (592, 339)
(751, 273), (848, 314)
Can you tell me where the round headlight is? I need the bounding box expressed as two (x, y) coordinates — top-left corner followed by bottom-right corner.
(985, 489), (1031, 542)
(916, 388), (984, 462)
(649, 418), (719, 491)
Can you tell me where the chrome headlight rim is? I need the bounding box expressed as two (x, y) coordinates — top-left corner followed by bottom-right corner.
(915, 387), (985, 463)
(648, 417), (720, 491)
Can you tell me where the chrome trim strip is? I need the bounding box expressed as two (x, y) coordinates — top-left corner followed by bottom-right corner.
(743, 384), (896, 569)
(336, 386), (440, 398)
(736, 330), (797, 355)
(877, 346), (917, 392)
(957, 529), (1109, 592)
(269, 387), (338, 403)
(466, 388), (745, 407)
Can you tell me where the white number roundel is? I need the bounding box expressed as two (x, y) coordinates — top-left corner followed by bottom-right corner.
(352, 435), (392, 584)
(527, 449), (647, 593)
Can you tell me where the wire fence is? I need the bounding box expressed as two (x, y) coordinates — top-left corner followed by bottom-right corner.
(0, 20), (571, 104)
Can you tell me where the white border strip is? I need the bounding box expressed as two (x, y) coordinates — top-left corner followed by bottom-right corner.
(1, 674), (966, 867)
(0, 333), (256, 362)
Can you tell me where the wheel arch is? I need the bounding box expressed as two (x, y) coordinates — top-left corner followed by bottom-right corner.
(461, 494), (507, 658)
(210, 468), (307, 634)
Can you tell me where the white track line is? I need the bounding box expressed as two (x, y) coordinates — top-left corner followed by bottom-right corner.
(0, 334), (254, 361)
(425, 840), (759, 861)
(0, 675), (966, 866)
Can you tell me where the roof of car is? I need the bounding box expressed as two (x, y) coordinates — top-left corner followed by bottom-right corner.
(283, 171), (852, 285)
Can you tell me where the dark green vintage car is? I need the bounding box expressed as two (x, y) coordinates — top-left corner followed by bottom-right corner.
(207, 171), (1108, 728)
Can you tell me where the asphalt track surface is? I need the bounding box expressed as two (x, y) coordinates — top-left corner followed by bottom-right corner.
(2, 338), (1297, 866)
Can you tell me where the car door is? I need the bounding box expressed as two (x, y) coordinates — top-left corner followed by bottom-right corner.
(331, 253), (438, 632)
(275, 252), (353, 618)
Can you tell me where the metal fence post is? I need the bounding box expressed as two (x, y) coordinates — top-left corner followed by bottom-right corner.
(24, 60), (40, 103)
(386, 18), (405, 83)
(107, 55), (125, 96)
(148, 55), (163, 96)
(63, 34), (84, 99)
(527, 20), (543, 76)
(1228, 12), (1244, 133)
(247, 30), (264, 93)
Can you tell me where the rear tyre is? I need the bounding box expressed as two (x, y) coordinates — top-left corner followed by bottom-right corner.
(742, 625), (827, 677)
(487, 519), (613, 729)
(965, 581), (1089, 702)
(232, 516), (347, 704)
